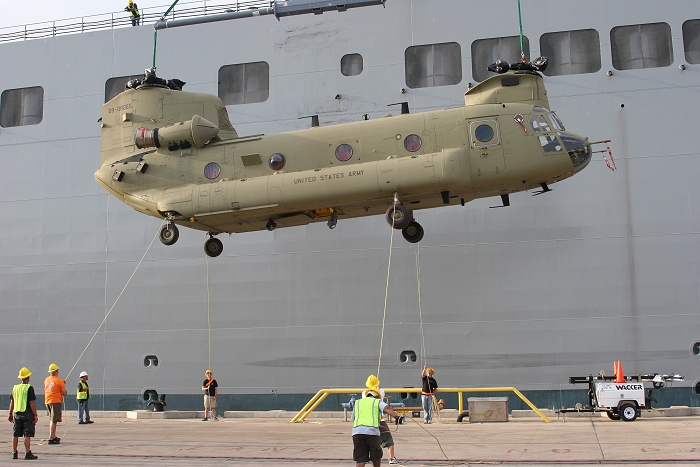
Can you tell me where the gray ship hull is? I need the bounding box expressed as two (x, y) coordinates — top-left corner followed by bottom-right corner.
(1, 0), (699, 411)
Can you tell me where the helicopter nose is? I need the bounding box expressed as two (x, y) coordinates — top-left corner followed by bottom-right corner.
(558, 132), (591, 171)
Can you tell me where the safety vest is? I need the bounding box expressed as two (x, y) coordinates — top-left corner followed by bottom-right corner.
(352, 397), (380, 429)
(12, 383), (31, 413)
(128, 3), (140, 18)
(77, 380), (89, 400)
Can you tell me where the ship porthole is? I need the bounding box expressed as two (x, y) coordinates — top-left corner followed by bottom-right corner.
(691, 341), (700, 357)
(399, 349), (417, 364)
(143, 355), (159, 368)
(694, 380), (700, 396)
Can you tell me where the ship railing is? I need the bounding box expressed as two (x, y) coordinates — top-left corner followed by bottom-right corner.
(0, 1), (273, 43)
(290, 387), (551, 423)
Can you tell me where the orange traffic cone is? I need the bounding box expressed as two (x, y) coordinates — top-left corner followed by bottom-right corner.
(613, 360), (626, 383)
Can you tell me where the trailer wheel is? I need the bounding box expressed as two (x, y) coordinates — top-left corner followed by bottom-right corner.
(620, 403), (638, 422)
(606, 411), (621, 421)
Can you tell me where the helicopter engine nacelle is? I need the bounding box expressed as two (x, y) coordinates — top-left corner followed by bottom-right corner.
(135, 115), (219, 151)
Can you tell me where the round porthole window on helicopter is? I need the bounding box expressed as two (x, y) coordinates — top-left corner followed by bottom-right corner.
(204, 162), (221, 180)
(475, 124), (494, 142)
(404, 134), (422, 152)
(335, 144), (353, 161)
(269, 153), (286, 171)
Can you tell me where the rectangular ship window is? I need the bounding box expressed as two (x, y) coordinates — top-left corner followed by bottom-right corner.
(0, 86), (44, 128)
(341, 53), (363, 76)
(540, 29), (601, 76)
(471, 36), (530, 82)
(218, 62), (270, 106)
(405, 42), (462, 89)
(611, 22), (673, 70)
(105, 75), (141, 103)
(683, 19), (700, 64)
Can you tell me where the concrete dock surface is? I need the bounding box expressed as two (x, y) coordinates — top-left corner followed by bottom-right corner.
(3, 411), (700, 466)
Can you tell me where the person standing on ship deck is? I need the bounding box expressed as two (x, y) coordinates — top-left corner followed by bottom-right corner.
(125, 0), (141, 26)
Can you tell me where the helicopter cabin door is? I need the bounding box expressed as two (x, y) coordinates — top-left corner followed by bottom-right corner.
(467, 118), (505, 176)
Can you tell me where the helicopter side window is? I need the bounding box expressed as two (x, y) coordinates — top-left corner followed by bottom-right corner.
(335, 144), (353, 161)
(204, 162), (221, 180)
(269, 153), (286, 171)
(537, 116), (551, 132)
(474, 124), (494, 143)
(538, 135), (563, 153)
(404, 134), (422, 152)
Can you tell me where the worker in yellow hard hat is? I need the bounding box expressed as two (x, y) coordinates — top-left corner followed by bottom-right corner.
(363, 375), (399, 464)
(421, 366), (438, 424)
(352, 382), (398, 467)
(44, 363), (67, 444)
(201, 370), (219, 421)
(10, 368), (39, 460)
(125, 0), (141, 26)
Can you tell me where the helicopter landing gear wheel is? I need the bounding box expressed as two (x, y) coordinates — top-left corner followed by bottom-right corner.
(159, 223), (179, 246)
(619, 403), (638, 422)
(385, 204), (411, 230)
(402, 221), (424, 243)
(327, 211), (338, 229)
(266, 219), (277, 231)
(204, 237), (223, 258)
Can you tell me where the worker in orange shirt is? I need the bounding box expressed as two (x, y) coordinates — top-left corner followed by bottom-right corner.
(44, 364), (67, 444)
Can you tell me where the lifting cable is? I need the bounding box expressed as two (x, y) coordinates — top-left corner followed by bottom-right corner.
(376, 194), (399, 379)
(206, 254), (211, 370)
(54, 220), (164, 442)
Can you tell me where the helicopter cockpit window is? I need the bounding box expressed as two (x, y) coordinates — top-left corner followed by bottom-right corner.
(474, 124), (494, 142)
(268, 153), (286, 171)
(550, 113), (565, 130)
(335, 144), (353, 161)
(538, 135), (563, 153)
(404, 134), (422, 152)
(204, 162), (221, 180)
(530, 115), (551, 132)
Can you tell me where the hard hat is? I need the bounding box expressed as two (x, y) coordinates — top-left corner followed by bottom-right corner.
(363, 388), (380, 398)
(128, 0), (133, 3)
(18, 367), (31, 379)
(205, 370), (212, 375)
(365, 374), (380, 389)
(48, 363), (59, 372)
(79, 371), (88, 377)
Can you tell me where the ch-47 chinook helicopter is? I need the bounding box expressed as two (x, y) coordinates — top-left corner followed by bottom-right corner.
(95, 58), (592, 257)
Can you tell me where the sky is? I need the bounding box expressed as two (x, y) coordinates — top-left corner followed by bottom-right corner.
(0, 1), (126, 29)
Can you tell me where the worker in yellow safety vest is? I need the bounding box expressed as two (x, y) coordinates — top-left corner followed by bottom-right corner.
(125, 0), (141, 26)
(8, 367), (39, 460)
(351, 385), (398, 467)
(77, 371), (93, 424)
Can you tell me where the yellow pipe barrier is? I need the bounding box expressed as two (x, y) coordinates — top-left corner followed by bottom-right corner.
(291, 386), (550, 423)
